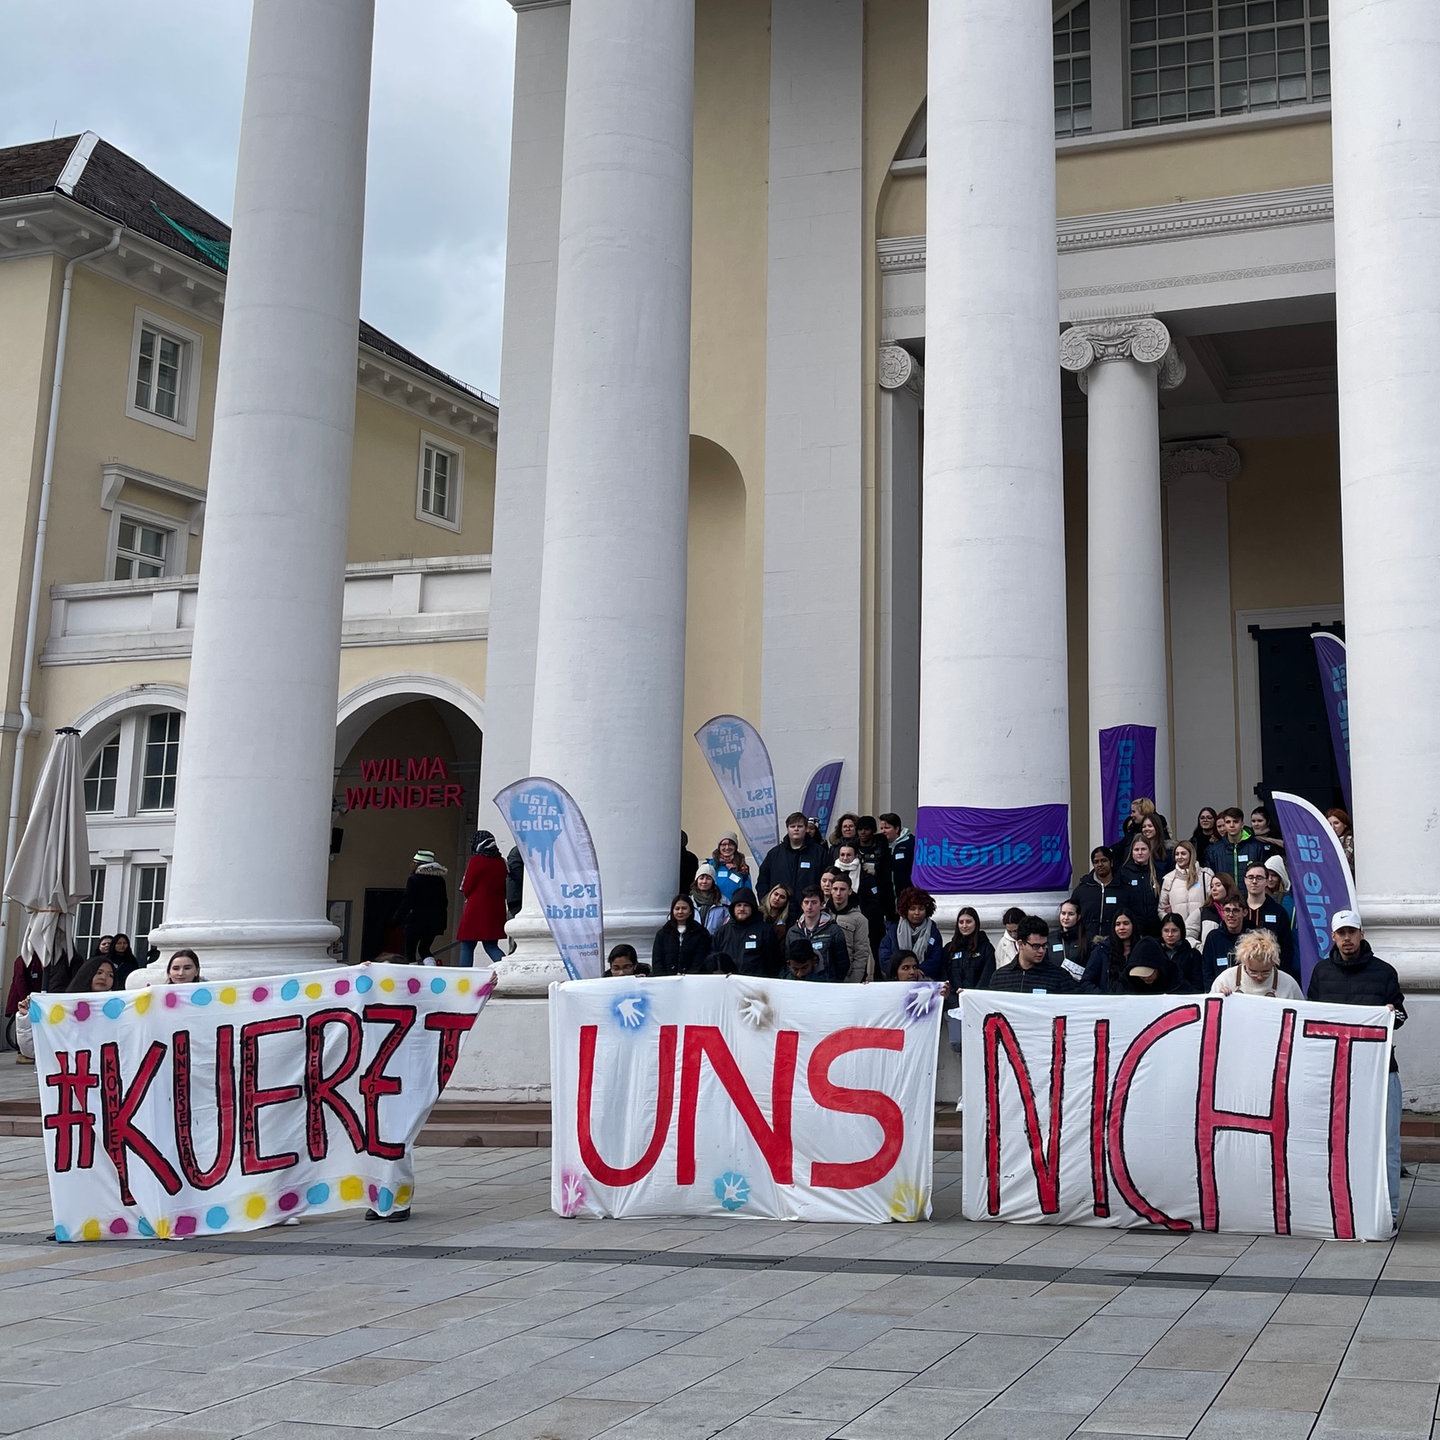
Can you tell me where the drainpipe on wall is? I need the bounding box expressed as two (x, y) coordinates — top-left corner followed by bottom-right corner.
(0, 223), (124, 963)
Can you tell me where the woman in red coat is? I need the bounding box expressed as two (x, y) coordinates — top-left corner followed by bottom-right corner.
(458, 831), (510, 966)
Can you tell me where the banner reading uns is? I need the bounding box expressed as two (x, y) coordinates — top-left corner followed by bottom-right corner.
(550, 976), (943, 1223)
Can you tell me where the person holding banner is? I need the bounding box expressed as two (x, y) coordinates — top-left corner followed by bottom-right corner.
(650, 896), (717, 976)
(165, 950), (201, 983)
(1082, 910), (1173, 993)
(1307, 910), (1405, 1227)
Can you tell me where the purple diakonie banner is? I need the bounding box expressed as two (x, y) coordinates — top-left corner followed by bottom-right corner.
(1098, 725), (1157, 846)
(1311, 632), (1353, 811)
(1272, 789), (1359, 990)
(911, 804), (1071, 894)
(801, 760), (843, 841)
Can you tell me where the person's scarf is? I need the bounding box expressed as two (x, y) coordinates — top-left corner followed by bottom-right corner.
(833, 854), (861, 891)
(1235, 965), (1279, 995)
(896, 913), (935, 958)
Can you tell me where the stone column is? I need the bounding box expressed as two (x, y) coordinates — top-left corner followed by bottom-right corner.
(477, 1), (570, 847)
(521, 0), (694, 959)
(919, 0), (1070, 914)
(1331, 0), (1440, 993)
(1060, 317), (1184, 845)
(1162, 441), (1241, 829)
(146, 0), (374, 980)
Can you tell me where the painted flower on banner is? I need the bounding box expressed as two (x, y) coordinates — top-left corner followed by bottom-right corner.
(612, 993), (648, 1030)
(559, 1170), (587, 1217)
(714, 1172), (750, 1212)
(902, 983), (944, 1025)
(888, 1180), (928, 1222)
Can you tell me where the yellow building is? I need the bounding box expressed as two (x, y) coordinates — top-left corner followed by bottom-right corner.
(0, 133), (497, 967)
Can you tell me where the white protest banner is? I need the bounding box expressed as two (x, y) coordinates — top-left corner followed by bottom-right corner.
(961, 991), (1392, 1241)
(694, 716), (780, 870)
(32, 965), (495, 1242)
(495, 777), (604, 979)
(550, 975), (942, 1223)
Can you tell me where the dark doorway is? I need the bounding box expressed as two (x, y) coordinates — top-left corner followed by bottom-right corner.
(1250, 622), (1345, 812)
(361, 887), (407, 962)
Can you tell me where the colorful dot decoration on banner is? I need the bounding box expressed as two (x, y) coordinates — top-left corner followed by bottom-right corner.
(56, 1173), (418, 1242)
(34, 967), (451, 1025)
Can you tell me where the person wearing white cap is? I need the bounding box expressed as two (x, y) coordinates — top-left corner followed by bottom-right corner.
(393, 849), (449, 964)
(1307, 910), (1407, 1229)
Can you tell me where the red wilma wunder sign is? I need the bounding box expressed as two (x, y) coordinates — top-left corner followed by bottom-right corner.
(344, 756), (464, 811)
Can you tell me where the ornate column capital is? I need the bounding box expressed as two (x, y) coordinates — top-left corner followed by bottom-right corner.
(878, 343), (924, 398)
(1160, 440), (1242, 483)
(1060, 316), (1185, 393)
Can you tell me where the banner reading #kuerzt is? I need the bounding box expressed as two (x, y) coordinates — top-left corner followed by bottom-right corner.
(32, 965), (495, 1241)
(694, 716), (780, 869)
(962, 991), (1392, 1241)
(495, 778), (604, 981)
(551, 975), (942, 1223)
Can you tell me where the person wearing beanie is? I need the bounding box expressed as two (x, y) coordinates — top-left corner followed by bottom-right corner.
(714, 888), (780, 976)
(710, 833), (750, 900)
(393, 849), (449, 963)
(1264, 853), (1294, 919)
(690, 862), (728, 935)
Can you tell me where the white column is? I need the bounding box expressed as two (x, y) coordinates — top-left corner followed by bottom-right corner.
(1060, 317), (1184, 844)
(146, 0), (374, 979)
(920, 0), (1069, 910)
(478, 1), (570, 846)
(522, 0), (694, 957)
(1163, 442), (1241, 829)
(761, 0), (865, 816)
(1331, 0), (1440, 985)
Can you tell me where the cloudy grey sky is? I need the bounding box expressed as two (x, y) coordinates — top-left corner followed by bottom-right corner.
(0, 0), (517, 396)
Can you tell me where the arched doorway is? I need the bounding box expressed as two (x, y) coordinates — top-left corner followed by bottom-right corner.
(331, 678), (485, 962)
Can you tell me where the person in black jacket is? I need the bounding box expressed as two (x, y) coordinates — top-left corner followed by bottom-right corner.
(945, 906), (996, 991)
(1047, 900), (1090, 983)
(1116, 836), (1163, 936)
(1307, 910), (1406, 1228)
(1070, 848), (1121, 940)
(651, 896), (715, 976)
(854, 816), (896, 943)
(504, 845), (525, 920)
(1159, 912), (1206, 994)
(714, 888), (780, 976)
(757, 813), (830, 924)
(679, 832), (699, 895)
(393, 850), (449, 963)
(879, 813), (914, 896)
(989, 916), (1084, 994)
(1241, 862), (1298, 978)
(1204, 807), (1266, 884)
(1200, 897), (1248, 978)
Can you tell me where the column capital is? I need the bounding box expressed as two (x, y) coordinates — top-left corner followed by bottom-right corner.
(1060, 316), (1185, 392)
(1161, 440), (1241, 484)
(878, 344), (924, 397)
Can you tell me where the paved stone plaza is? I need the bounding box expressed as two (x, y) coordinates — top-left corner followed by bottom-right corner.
(3, 1128), (1440, 1440)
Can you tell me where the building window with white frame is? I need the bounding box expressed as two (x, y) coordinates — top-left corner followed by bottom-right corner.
(139, 712), (182, 812)
(416, 433), (464, 531)
(112, 515), (173, 581)
(1055, 2), (1093, 137)
(126, 308), (202, 439)
(73, 868), (106, 959)
(133, 864), (166, 957)
(1128, 0), (1329, 129)
(84, 732), (120, 813)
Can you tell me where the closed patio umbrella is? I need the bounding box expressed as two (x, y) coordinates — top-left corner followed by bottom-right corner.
(4, 727), (90, 990)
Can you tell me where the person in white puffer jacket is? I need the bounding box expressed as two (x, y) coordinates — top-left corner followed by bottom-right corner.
(1157, 839), (1215, 943)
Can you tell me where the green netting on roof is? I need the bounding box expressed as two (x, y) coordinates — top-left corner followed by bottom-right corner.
(152, 205), (229, 270)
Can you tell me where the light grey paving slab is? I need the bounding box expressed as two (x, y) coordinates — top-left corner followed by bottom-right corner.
(1340, 1336), (1440, 1382)
(1060, 1313), (1176, 1355)
(909, 1290), (1108, 1338)
(1250, 1322), (1355, 1364)
(476, 1397), (649, 1439)
(1082, 1366), (1229, 1437)
(575, 1353), (735, 1404)
(1190, 1409), (1319, 1440)
(1138, 1326), (1263, 1372)
(913, 1331), (1057, 1391)
(832, 1384), (997, 1439)
(772, 1311), (897, 1352)
(831, 1325), (973, 1373)
(991, 1349), (1137, 1413)
(1214, 1358), (1341, 1412)
(1096, 1287), (1202, 1320)
(952, 1405), (1088, 1439)
(752, 1366), (909, 1424)
(1272, 1293), (1369, 1328)
(711, 1420), (835, 1438)
(1313, 1377), (1440, 1438)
